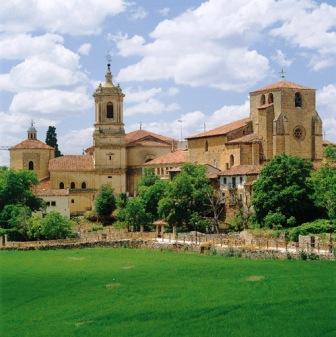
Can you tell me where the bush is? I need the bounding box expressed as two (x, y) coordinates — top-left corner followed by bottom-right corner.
(264, 211), (287, 229)
(288, 219), (334, 242)
(27, 212), (74, 240)
(95, 185), (116, 222)
(84, 210), (98, 222)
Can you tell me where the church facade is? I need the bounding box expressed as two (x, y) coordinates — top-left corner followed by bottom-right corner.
(10, 64), (325, 218)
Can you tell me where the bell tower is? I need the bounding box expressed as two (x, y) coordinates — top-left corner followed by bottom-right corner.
(93, 62), (126, 193)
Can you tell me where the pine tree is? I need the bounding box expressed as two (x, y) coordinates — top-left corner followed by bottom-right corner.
(45, 126), (62, 157)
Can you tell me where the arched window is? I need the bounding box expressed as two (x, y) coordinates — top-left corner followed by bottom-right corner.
(81, 182), (87, 189)
(70, 182), (75, 189)
(106, 102), (114, 118)
(59, 182), (64, 189)
(295, 92), (302, 107)
(260, 94), (266, 105)
(205, 140), (209, 152)
(28, 161), (34, 170)
(230, 155), (235, 167)
(268, 93), (274, 104)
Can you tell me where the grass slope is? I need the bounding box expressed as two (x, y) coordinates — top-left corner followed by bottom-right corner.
(1, 248), (335, 337)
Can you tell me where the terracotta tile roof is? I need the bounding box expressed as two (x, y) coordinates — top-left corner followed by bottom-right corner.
(251, 80), (313, 93)
(131, 140), (172, 148)
(187, 118), (251, 139)
(11, 139), (54, 150)
(145, 149), (188, 166)
(33, 179), (69, 197)
(227, 133), (262, 145)
(125, 129), (175, 145)
(205, 164), (222, 179)
(220, 165), (261, 176)
(85, 145), (95, 155)
(49, 155), (94, 172)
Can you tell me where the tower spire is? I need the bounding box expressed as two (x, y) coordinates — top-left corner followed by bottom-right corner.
(27, 120), (37, 140)
(280, 68), (286, 79)
(105, 52), (113, 84)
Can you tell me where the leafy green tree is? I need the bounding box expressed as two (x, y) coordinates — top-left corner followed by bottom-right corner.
(27, 212), (74, 240)
(45, 126), (62, 157)
(158, 163), (212, 231)
(252, 154), (316, 226)
(95, 184), (116, 222)
(137, 168), (159, 188)
(324, 144), (336, 161)
(123, 198), (151, 231)
(310, 166), (336, 222)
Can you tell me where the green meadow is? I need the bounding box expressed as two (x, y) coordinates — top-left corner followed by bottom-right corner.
(1, 248), (335, 337)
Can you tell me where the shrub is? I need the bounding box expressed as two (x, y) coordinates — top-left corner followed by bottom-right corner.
(95, 185), (116, 222)
(84, 210), (98, 222)
(288, 219), (334, 242)
(264, 211), (287, 229)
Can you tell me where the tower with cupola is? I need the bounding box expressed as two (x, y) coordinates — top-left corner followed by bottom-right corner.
(92, 63), (127, 193)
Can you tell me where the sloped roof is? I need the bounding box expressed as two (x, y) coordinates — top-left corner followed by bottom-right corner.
(145, 149), (188, 166)
(251, 80), (313, 93)
(11, 139), (54, 150)
(125, 129), (175, 145)
(323, 140), (335, 147)
(227, 133), (262, 145)
(187, 118), (251, 140)
(220, 165), (261, 176)
(49, 155), (94, 172)
(85, 145), (95, 155)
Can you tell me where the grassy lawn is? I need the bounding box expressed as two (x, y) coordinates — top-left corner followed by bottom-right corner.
(1, 248), (335, 337)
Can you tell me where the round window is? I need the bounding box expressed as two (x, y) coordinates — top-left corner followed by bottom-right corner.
(293, 126), (305, 140)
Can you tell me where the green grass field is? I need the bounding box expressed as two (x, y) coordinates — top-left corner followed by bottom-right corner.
(1, 248), (335, 337)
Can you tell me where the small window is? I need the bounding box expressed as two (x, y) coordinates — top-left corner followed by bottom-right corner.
(295, 92), (302, 107)
(230, 155), (235, 167)
(71, 199), (75, 204)
(108, 176), (112, 179)
(109, 156), (112, 160)
(205, 140), (208, 152)
(268, 93), (274, 104)
(81, 182), (87, 189)
(46, 201), (50, 206)
(260, 94), (266, 105)
(223, 177), (227, 184)
(240, 176), (243, 184)
(107, 102), (114, 118)
(70, 182), (75, 189)
(28, 161), (34, 170)
(51, 201), (56, 206)
(59, 182), (64, 189)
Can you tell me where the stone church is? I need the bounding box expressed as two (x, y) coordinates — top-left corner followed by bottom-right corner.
(10, 63), (325, 218)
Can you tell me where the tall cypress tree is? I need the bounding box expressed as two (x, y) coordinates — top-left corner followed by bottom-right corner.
(45, 126), (62, 157)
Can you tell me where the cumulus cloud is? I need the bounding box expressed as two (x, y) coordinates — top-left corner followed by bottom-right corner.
(78, 43), (92, 56)
(271, 50), (293, 67)
(115, 0), (336, 90)
(158, 8), (170, 16)
(59, 127), (94, 155)
(317, 84), (336, 142)
(129, 6), (147, 21)
(0, 0), (127, 35)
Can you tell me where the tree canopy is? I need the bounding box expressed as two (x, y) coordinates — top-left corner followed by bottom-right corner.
(45, 126), (62, 157)
(252, 154), (317, 226)
(95, 184), (116, 222)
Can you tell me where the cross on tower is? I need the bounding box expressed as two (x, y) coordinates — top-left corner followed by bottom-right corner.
(106, 51), (112, 71)
(280, 68), (286, 79)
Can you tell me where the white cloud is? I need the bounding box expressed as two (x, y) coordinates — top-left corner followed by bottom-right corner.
(78, 43), (92, 56)
(167, 87), (179, 96)
(271, 50), (293, 67)
(128, 100), (249, 140)
(115, 0), (336, 90)
(0, 0), (127, 35)
(0, 34), (87, 92)
(130, 6), (147, 21)
(158, 8), (170, 17)
(124, 86), (179, 116)
(59, 127), (94, 155)
(317, 84), (336, 142)
(9, 88), (92, 115)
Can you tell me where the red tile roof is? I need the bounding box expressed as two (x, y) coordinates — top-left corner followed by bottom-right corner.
(220, 165), (261, 176)
(145, 149), (188, 165)
(227, 133), (262, 145)
(49, 155), (94, 172)
(187, 118), (251, 140)
(125, 129), (175, 145)
(11, 139), (54, 150)
(251, 80), (313, 93)
(85, 145), (95, 155)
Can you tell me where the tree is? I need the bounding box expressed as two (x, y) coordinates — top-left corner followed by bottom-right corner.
(95, 184), (116, 222)
(206, 189), (225, 233)
(45, 126), (62, 157)
(27, 212), (74, 240)
(252, 154), (317, 226)
(158, 163), (212, 231)
(310, 166), (336, 222)
(137, 168), (159, 188)
(122, 198), (151, 231)
(324, 144), (336, 161)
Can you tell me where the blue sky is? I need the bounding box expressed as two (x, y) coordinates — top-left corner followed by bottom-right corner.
(0, 0), (335, 165)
